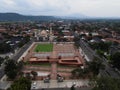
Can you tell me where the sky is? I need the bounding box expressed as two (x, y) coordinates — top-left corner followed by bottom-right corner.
(0, 0), (120, 17)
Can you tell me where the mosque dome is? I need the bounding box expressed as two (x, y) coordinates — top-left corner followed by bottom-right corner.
(40, 30), (48, 36)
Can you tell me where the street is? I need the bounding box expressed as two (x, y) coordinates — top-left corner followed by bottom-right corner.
(79, 39), (120, 78)
(0, 41), (33, 79)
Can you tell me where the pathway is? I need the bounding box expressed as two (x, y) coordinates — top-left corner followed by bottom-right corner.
(31, 79), (90, 89)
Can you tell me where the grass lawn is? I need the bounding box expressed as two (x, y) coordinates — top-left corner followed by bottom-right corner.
(34, 44), (53, 52)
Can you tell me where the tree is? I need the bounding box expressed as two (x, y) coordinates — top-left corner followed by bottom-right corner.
(18, 36), (30, 48)
(24, 36), (30, 43)
(5, 59), (17, 79)
(0, 57), (4, 66)
(90, 42), (112, 52)
(96, 50), (104, 57)
(17, 61), (24, 71)
(31, 71), (37, 80)
(89, 33), (92, 37)
(5, 59), (25, 80)
(92, 77), (120, 90)
(25, 72), (31, 80)
(71, 68), (80, 78)
(87, 57), (105, 77)
(74, 36), (80, 48)
(18, 41), (24, 48)
(110, 52), (120, 69)
(19, 72), (24, 77)
(8, 77), (31, 90)
(71, 67), (89, 78)
(0, 42), (11, 53)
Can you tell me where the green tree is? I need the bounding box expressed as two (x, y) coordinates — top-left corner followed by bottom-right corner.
(71, 68), (80, 78)
(74, 36), (80, 48)
(87, 57), (105, 77)
(17, 61), (24, 71)
(0, 57), (4, 66)
(92, 77), (120, 90)
(8, 77), (31, 90)
(96, 50), (104, 57)
(5, 59), (17, 79)
(71, 67), (89, 78)
(31, 71), (37, 80)
(0, 42), (11, 53)
(25, 72), (31, 80)
(18, 41), (24, 48)
(19, 72), (24, 77)
(89, 33), (92, 37)
(111, 52), (120, 69)
(90, 42), (112, 52)
(24, 36), (30, 43)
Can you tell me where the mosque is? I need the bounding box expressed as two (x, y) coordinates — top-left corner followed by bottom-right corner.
(34, 27), (54, 42)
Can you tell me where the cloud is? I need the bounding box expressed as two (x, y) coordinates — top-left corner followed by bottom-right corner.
(0, 0), (120, 17)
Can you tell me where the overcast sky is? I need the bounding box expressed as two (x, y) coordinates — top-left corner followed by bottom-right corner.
(0, 0), (120, 17)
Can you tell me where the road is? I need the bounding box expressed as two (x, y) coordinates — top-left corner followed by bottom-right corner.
(0, 40), (33, 79)
(79, 39), (120, 78)
(79, 40), (94, 61)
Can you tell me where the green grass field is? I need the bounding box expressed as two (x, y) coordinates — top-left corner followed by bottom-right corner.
(34, 44), (53, 52)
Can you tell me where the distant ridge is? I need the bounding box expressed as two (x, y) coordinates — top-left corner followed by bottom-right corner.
(0, 12), (119, 21)
(0, 13), (56, 21)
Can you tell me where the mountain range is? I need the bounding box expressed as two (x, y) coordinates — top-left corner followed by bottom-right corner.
(0, 13), (89, 21)
(0, 13), (56, 21)
(0, 13), (120, 21)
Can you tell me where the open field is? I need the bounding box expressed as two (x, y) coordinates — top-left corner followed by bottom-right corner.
(34, 44), (53, 52)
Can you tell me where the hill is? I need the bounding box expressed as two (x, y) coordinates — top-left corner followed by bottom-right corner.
(0, 13), (56, 21)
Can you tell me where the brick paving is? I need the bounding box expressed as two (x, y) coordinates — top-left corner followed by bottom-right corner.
(51, 63), (57, 79)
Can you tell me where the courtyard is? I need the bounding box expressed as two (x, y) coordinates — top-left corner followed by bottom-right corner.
(22, 42), (85, 80)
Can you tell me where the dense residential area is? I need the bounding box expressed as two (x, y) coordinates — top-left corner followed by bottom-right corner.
(0, 19), (120, 90)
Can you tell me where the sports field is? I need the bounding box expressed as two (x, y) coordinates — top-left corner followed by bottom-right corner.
(34, 44), (53, 52)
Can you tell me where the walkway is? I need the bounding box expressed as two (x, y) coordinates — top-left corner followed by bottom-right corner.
(31, 79), (90, 89)
(51, 63), (57, 79)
